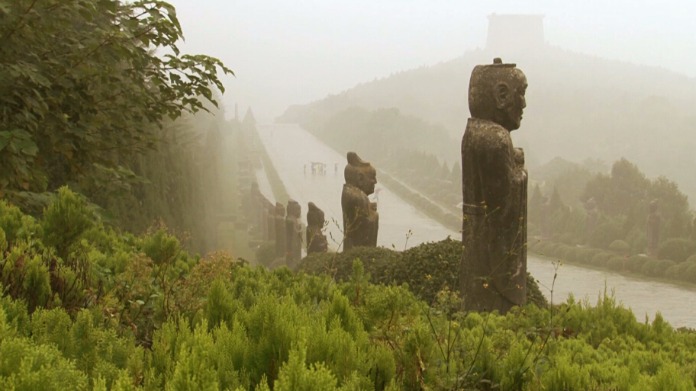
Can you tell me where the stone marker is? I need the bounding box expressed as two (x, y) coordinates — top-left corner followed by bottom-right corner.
(285, 200), (302, 263)
(306, 202), (328, 254)
(342, 152), (379, 251)
(274, 202), (286, 259)
(460, 58), (528, 313)
(646, 199), (661, 257)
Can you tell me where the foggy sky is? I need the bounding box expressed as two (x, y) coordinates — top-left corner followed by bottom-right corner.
(168, 1), (696, 122)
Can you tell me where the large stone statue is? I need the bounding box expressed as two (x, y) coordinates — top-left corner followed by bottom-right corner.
(285, 200), (303, 264)
(460, 58), (528, 313)
(646, 199), (661, 257)
(342, 152), (379, 251)
(306, 202), (328, 254)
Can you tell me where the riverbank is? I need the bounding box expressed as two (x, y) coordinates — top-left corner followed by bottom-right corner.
(529, 239), (696, 290)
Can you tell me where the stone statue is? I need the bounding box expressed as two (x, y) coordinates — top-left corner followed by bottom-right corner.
(285, 200), (303, 264)
(264, 199), (275, 241)
(341, 152), (379, 251)
(584, 197), (599, 244)
(306, 202), (328, 254)
(274, 202), (286, 258)
(460, 58), (528, 313)
(646, 199), (661, 257)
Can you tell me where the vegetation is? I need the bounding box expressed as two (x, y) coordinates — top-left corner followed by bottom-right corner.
(299, 239), (547, 308)
(528, 158), (696, 286)
(2, 190), (696, 389)
(4, 1), (696, 389)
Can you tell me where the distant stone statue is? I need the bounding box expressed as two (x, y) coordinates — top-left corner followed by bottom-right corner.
(584, 197), (599, 243)
(342, 152), (379, 251)
(306, 202), (328, 254)
(646, 199), (661, 257)
(285, 200), (303, 264)
(274, 202), (286, 258)
(265, 200), (275, 241)
(460, 58), (528, 313)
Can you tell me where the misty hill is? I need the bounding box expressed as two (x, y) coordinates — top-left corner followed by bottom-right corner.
(278, 45), (696, 204)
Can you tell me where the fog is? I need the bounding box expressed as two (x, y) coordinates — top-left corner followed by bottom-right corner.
(169, 0), (696, 122)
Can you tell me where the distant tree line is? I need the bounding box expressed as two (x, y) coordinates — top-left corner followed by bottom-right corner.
(531, 158), (696, 284)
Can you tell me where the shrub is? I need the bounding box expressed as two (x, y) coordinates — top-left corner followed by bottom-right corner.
(606, 256), (626, 272)
(297, 239), (547, 307)
(255, 242), (276, 267)
(590, 252), (612, 267)
(41, 187), (97, 259)
(685, 263), (696, 284)
(609, 240), (630, 255)
(640, 259), (675, 278)
(657, 238), (696, 263)
(626, 255), (649, 273)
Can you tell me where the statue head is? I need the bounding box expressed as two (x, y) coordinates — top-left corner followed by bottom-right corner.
(307, 202), (325, 227)
(468, 58), (527, 131)
(286, 200), (301, 219)
(344, 152), (377, 195)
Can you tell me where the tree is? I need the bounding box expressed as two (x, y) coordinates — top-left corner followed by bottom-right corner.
(0, 0), (232, 202)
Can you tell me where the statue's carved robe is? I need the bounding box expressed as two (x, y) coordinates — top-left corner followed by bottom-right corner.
(342, 184), (378, 251)
(461, 118), (527, 312)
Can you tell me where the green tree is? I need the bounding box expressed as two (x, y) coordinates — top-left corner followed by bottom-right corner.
(0, 0), (232, 202)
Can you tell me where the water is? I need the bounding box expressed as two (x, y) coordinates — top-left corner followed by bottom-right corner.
(257, 123), (696, 328)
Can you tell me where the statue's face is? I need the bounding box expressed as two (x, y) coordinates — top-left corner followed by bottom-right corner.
(357, 168), (377, 195)
(496, 70), (527, 131)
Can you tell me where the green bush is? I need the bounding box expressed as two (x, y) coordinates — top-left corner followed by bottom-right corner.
(590, 251), (612, 267)
(3, 190), (696, 389)
(609, 240), (630, 255)
(255, 242), (276, 267)
(606, 256), (626, 272)
(658, 238), (696, 263)
(298, 239), (547, 308)
(640, 259), (676, 278)
(685, 263), (696, 284)
(626, 255), (650, 273)
(41, 187), (97, 259)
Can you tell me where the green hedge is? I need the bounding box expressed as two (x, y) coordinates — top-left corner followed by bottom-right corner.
(298, 238), (547, 308)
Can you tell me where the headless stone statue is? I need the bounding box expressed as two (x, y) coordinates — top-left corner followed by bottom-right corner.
(285, 200), (302, 264)
(306, 202), (328, 254)
(646, 199), (661, 257)
(461, 58), (528, 313)
(342, 152), (379, 251)
(274, 202), (286, 259)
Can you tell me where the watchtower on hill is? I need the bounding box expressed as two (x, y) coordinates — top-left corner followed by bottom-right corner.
(486, 14), (545, 52)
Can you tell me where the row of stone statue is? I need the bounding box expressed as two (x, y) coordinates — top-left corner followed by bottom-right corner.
(249, 186), (328, 264)
(249, 149), (381, 264)
(251, 57), (530, 315)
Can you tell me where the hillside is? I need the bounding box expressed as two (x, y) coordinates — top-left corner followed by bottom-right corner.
(278, 45), (696, 203)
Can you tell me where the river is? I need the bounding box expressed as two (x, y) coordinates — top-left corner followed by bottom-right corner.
(256, 123), (696, 328)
